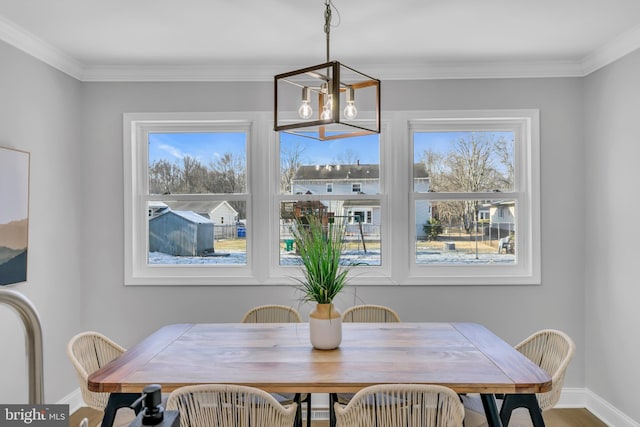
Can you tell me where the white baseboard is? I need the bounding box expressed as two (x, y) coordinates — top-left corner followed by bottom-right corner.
(510, 388), (639, 427)
(583, 389), (639, 427)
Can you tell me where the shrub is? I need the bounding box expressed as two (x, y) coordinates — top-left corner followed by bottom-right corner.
(423, 218), (443, 241)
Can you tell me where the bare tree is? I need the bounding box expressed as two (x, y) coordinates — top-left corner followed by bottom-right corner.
(333, 148), (360, 165)
(280, 142), (306, 193)
(209, 152), (246, 194)
(420, 133), (513, 232)
(149, 159), (182, 194)
(210, 152), (246, 218)
(179, 156), (209, 193)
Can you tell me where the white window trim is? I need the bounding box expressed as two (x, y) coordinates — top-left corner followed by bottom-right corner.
(123, 112), (263, 286)
(402, 109), (541, 285)
(124, 110), (539, 286)
(267, 122), (394, 286)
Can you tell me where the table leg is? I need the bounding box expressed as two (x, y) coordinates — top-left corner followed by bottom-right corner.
(329, 393), (337, 427)
(101, 393), (142, 427)
(480, 394), (503, 427)
(500, 394), (545, 427)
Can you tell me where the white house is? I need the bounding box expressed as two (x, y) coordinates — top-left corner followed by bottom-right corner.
(291, 163), (431, 237)
(489, 200), (516, 239)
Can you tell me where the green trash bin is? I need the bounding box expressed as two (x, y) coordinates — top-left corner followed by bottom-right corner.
(284, 239), (294, 251)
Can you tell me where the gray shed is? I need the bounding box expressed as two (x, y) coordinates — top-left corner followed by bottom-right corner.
(149, 210), (214, 256)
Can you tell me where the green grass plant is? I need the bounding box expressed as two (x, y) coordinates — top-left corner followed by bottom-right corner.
(291, 214), (350, 304)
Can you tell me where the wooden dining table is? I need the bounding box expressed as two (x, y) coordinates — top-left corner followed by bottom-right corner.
(89, 322), (551, 427)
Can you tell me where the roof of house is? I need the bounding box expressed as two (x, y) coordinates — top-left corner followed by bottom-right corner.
(164, 201), (238, 215)
(151, 209), (213, 225)
(293, 163), (428, 181)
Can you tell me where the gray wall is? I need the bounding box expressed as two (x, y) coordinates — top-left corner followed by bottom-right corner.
(0, 41), (83, 403)
(584, 48), (640, 422)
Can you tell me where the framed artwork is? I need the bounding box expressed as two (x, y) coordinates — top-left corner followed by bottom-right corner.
(0, 146), (30, 286)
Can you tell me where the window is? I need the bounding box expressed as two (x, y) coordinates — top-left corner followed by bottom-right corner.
(124, 113), (254, 285)
(276, 132), (385, 271)
(407, 110), (540, 284)
(125, 110), (538, 286)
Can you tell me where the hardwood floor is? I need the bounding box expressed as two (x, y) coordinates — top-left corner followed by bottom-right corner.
(71, 406), (608, 427)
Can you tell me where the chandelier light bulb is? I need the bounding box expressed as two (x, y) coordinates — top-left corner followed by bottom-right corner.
(298, 101), (313, 119)
(320, 104), (332, 120)
(343, 87), (358, 119)
(344, 101), (357, 120)
(320, 93), (333, 120)
(298, 87), (313, 119)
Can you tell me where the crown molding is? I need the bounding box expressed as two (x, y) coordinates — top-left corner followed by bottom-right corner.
(79, 60), (588, 82)
(0, 16), (83, 80)
(80, 63), (289, 82)
(581, 23), (640, 75)
(1, 16), (639, 82)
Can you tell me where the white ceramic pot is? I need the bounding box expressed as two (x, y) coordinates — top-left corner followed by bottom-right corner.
(309, 303), (342, 350)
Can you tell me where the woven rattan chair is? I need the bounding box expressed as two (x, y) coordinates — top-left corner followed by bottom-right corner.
(241, 304), (302, 323)
(463, 329), (576, 427)
(166, 384), (297, 427)
(329, 304), (401, 427)
(341, 304), (401, 323)
(334, 384), (464, 427)
(241, 305), (310, 427)
(67, 331), (140, 427)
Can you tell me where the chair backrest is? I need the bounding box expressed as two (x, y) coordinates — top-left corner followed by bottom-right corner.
(166, 384), (297, 427)
(241, 304), (302, 323)
(334, 384), (464, 427)
(67, 331), (126, 411)
(342, 304), (400, 323)
(515, 329), (575, 410)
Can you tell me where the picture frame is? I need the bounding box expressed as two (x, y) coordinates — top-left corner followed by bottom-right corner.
(0, 146), (30, 286)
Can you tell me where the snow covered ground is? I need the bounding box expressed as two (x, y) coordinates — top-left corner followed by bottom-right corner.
(148, 250), (515, 266)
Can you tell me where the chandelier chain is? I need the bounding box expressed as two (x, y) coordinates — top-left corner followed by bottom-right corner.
(323, 0), (341, 63)
(324, 1), (332, 62)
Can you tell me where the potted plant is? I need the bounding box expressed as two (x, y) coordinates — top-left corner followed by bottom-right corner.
(291, 213), (350, 349)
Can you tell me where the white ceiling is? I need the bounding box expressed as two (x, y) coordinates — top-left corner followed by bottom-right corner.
(1, 0), (640, 81)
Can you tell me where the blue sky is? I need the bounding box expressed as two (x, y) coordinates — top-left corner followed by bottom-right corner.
(148, 132), (247, 165)
(148, 131), (513, 167)
(280, 133), (380, 165)
(413, 131), (514, 162)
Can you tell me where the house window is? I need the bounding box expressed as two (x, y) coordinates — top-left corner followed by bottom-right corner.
(408, 110), (540, 284)
(278, 132), (384, 270)
(124, 113), (252, 285)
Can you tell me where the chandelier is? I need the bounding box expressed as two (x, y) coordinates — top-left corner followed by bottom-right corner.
(274, 0), (381, 141)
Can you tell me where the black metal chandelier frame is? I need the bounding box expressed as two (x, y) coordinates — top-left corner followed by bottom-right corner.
(273, 0), (381, 141)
